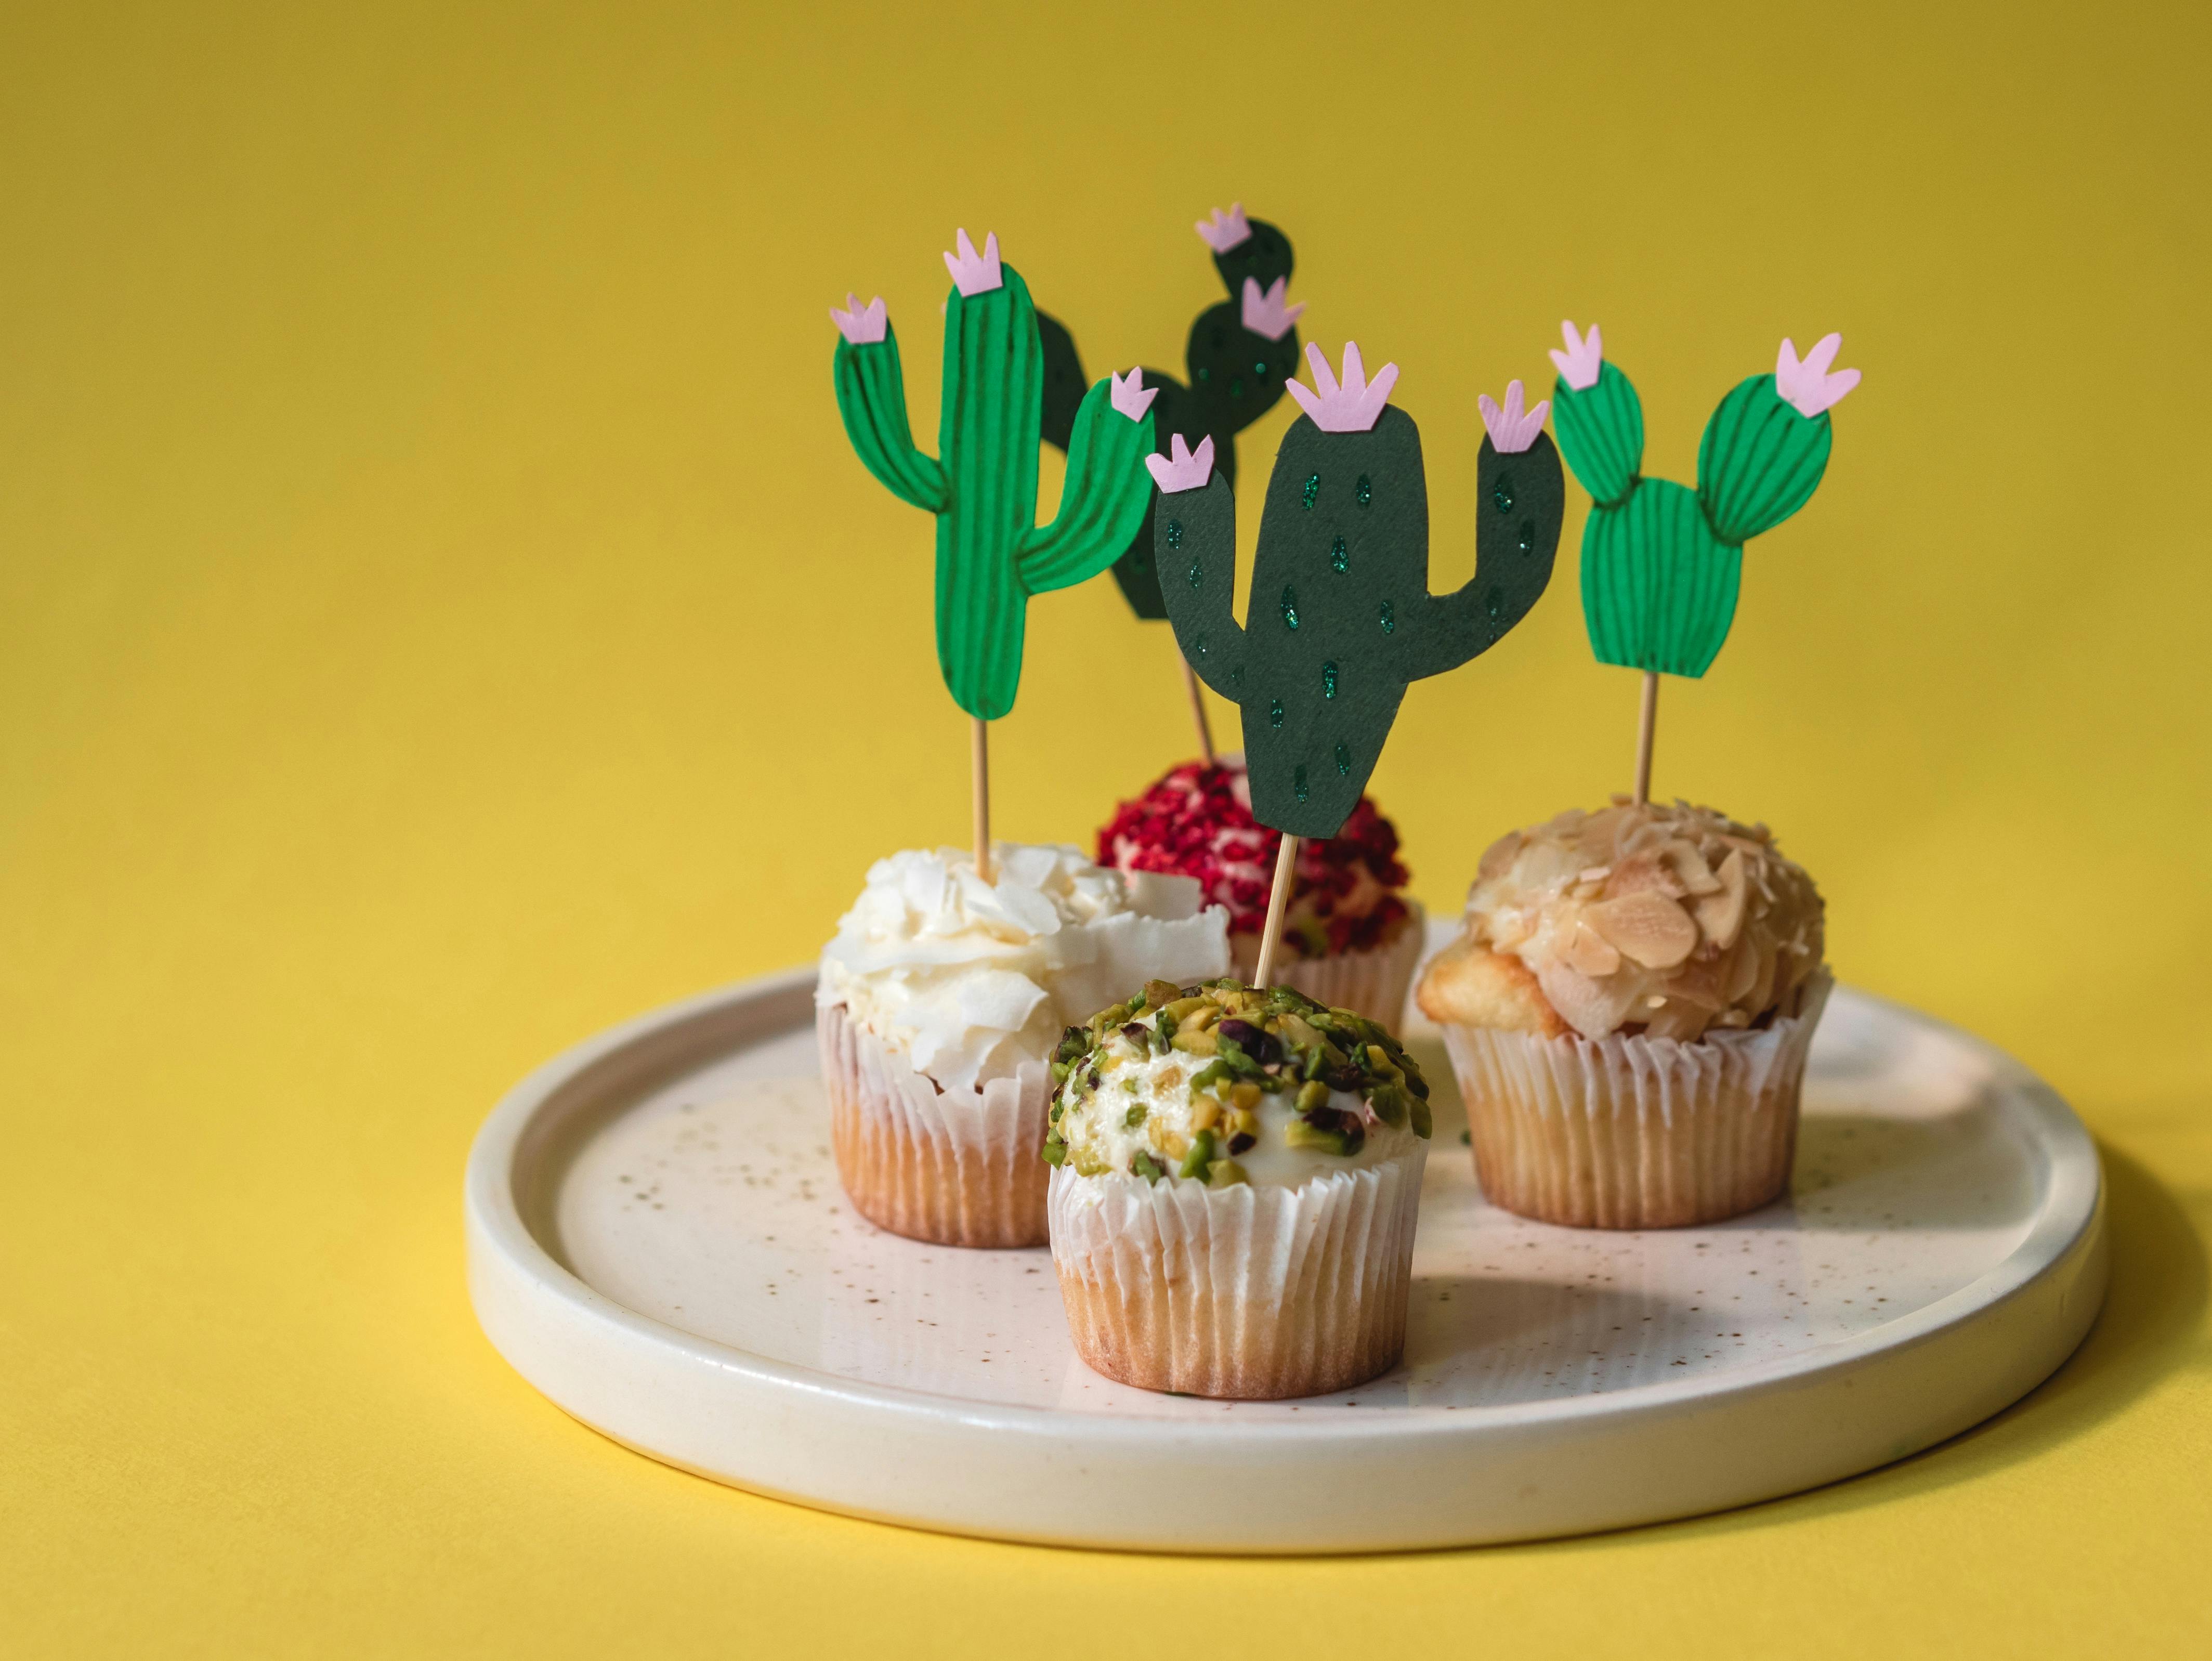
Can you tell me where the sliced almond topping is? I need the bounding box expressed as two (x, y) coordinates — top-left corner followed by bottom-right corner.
(1564, 921), (1623, 978)
(1602, 848), (1686, 902)
(1584, 891), (1699, 969)
(1661, 838), (1723, 896)
(1476, 830), (1524, 882)
(1694, 848), (1749, 950)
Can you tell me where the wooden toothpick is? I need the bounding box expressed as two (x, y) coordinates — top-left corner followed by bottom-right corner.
(1252, 833), (1300, 989)
(971, 716), (992, 882)
(1180, 653), (1215, 767)
(1633, 671), (1658, 807)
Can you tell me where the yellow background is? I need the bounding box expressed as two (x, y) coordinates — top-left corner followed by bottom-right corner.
(4, 2), (2208, 1654)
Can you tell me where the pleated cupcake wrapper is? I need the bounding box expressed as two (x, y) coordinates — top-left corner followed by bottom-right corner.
(1048, 1145), (1425, 1400)
(1441, 974), (1831, 1230)
(1228, 901), (1427, 1026)
(817, 999), (1050, 1249)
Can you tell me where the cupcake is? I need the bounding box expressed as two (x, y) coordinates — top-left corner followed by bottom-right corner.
(817, 843), (1229, 1249)
(1417, 799), (1828, 1229)
(1044, 978), (1432, 1397)
(1096, 756), (1424, 1024)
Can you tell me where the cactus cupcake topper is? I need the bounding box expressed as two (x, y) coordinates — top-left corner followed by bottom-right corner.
(831, 229), (1159, 877)
(1035, 204), (1306, 761)
(1158, 341), (1565, 984)
(1549, 320), (1860, 802)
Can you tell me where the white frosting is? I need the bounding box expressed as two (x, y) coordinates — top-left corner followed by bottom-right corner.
(817, 843), (1231, 1095)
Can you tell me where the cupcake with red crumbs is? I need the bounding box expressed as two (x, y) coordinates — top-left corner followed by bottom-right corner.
(1417, 798), (1829, 1229)
(1097, 756), (1424, 1024)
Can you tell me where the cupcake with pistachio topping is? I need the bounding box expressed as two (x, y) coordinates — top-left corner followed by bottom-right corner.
(1417, 798), (1828, 1229)
(1044, 977), (1431, 1398)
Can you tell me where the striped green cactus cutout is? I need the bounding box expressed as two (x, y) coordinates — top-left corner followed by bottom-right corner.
(1550, 322), (1859, 678)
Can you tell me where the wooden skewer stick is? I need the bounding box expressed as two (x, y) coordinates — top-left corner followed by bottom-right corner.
(1252, 833), (1300, 989)
(1179, 653), (1215, 767)
(971, 715), (992, 882)
(1633, 671), (1659, 807)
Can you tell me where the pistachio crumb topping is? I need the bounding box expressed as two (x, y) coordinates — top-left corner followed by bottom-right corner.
(1039, 978), (1431, 1184)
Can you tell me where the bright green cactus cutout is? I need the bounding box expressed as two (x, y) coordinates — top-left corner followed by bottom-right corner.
(830, 232), (1160, 720)
(1550, 323), (1857, 678)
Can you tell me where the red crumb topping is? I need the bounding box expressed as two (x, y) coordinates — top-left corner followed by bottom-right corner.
(1096, 759), (1410, 958)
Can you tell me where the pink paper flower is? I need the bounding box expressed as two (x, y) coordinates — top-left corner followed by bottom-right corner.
(1285, 342), (1397, 434)
(1195, 203), (1253, 253)
(829, 292), (887, 345)
(1774, 333), (1860, 418)
(1239, 276), (1304, 342)
(1478, 380), (1550, 454)
(1146, 433), (1216, 493)
(1109, 367), (1159, 422)
(942, 229), (1003, 297)
(1549, 320), (1603, 391)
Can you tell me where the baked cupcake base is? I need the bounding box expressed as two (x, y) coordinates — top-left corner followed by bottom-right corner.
(1442, 975), (1831, 1230)
(1048, 1146), (1425, 1399)
(817, 999), (1050, 1249)
(1229, 902), (1426, 1026)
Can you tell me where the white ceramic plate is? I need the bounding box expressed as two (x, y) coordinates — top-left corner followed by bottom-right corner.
(465, 936), (2105, 1552)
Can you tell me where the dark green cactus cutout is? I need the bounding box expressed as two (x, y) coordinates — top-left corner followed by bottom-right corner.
(832, 260), (1157, 720)
(1159, 408), (1564, 838)
(1557, 356), (1838, 679)
(1038, 216), (1301, 618)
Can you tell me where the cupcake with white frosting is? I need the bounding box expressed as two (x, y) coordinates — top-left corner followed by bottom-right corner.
(1417, 799), (1828, 1228)
(817, 843), (1229, 1248)
(1044, 979), (1431, 1397)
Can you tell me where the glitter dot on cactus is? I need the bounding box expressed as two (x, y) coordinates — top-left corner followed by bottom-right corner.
(1253, 361), (1268, 376)
(1229, 666), (1244, 687)
(1187, 558), (1202, 590)
(1485, 586), (1504, 620)
(1379, 599), (1394, 633)
(1229, 378), (1246, 399)
(1294, 766), (1309, 803)
(1166, 519), (1183, 551)
(1301, 474), (1319, 511)
(1335, 742), (1352, 776)
(1518, 519), (1534, 554)
(1330, 534), (1347, 574)
(1322, 661), (1338, 699)
(1280, 586), (1300, 630)
(1195, 633), (1209, 657)
(1269, 699), (1284, 728)
(1493, 477), (1515, 514)
(1355, 475), (1371, 507)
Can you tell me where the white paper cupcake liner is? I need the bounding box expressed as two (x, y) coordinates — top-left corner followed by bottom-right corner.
(1047, 1143), (1426, 1399)
(1229, 901), (1426, 1026)
(1440, 973), (1832, 1230)
(817, 999), (1051, 1248)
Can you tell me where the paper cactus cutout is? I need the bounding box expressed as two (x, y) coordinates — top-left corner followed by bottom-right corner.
(1285, 341), (1398, 433)
(942, 229), (1002, 296)
(1147, 433), (1215, 492)
(1552, 321), (1857, 679)
(1774, 333), (1861, 417)
(1195, 202), (1253, 253)
(831, 292), (887, 346)
(830, 234), (1159, 720)
(1157, 369), (1566, 838)
(1240, 277), (1304, 341)
(1035, 207), (1304, 619)
(1478, 380), (1550, 454)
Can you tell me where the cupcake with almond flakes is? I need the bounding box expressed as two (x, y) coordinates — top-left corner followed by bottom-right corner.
(1044, 977), (1431, 1398)
(1097, 756), (1424, 1026)
(1417, 798), (1828, 1229)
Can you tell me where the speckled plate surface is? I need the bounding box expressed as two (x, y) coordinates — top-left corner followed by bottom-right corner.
(465, 932), (2105, 1552)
